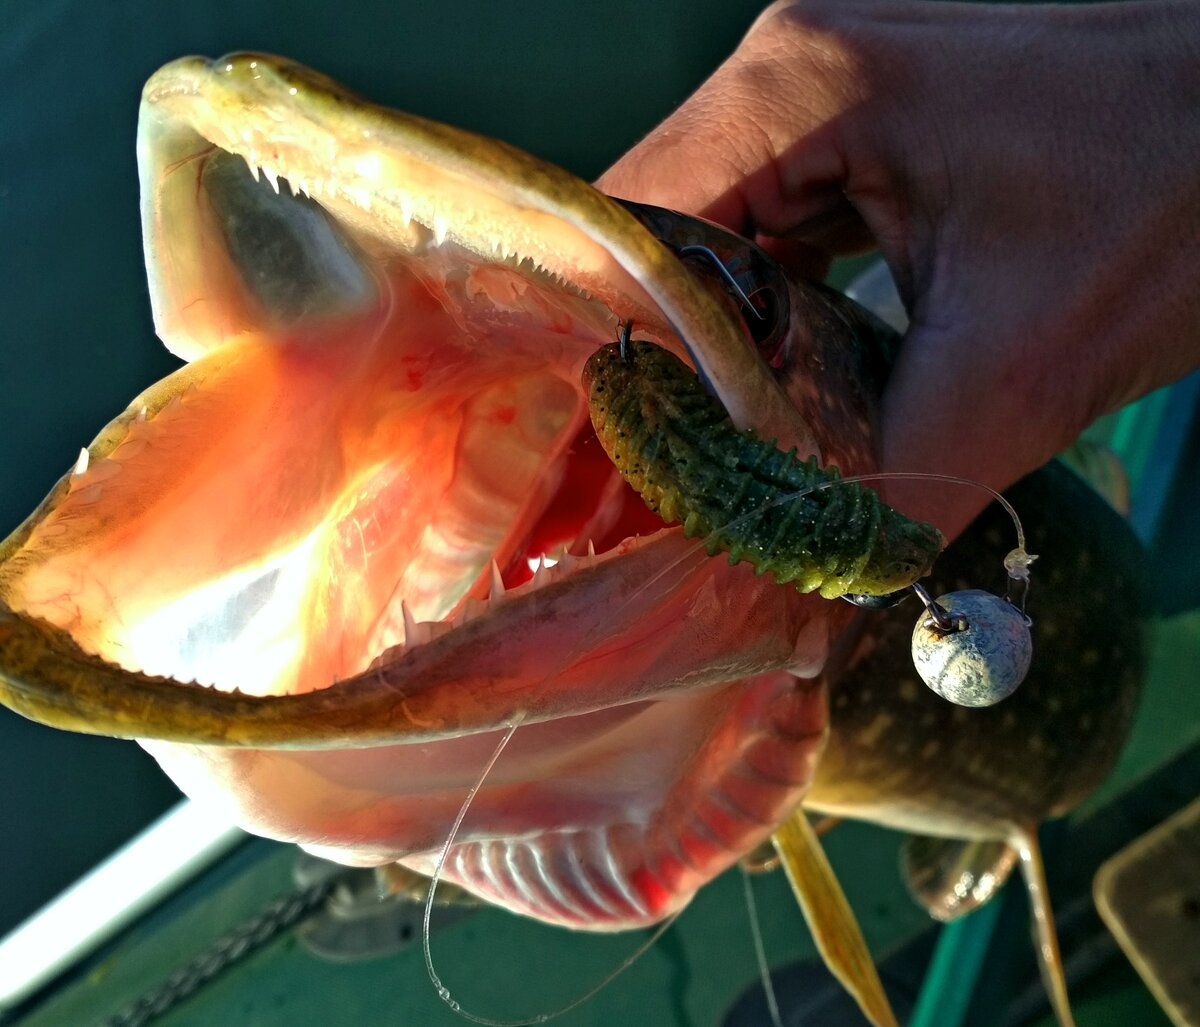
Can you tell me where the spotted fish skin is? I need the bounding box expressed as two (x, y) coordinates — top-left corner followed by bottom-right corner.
(582, 341), (944, 599)
(807, 460), (1146, 838)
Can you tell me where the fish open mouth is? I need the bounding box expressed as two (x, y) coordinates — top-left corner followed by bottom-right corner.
(0, 53), (928, 927)
(0, 53), (832, 748)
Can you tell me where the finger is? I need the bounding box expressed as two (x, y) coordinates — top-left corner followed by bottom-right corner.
(596, 3), (864, 239)
(754, 198), (877, 283)
(754, 236), (832, 284)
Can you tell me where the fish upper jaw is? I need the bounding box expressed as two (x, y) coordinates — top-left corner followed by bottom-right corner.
(136, 54), (810, 453)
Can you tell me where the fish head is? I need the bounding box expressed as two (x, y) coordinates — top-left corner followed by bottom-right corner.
(0, 54), (899, 926)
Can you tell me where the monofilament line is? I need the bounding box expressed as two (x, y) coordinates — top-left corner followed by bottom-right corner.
(741, 866), (784, 1027)
(422, 713), (679, 1025)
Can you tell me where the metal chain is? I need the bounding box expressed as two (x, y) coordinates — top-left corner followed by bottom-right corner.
(100, 880), (333, 1027)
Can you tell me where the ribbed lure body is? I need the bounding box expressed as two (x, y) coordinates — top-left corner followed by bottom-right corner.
(583, 341), (943, 598)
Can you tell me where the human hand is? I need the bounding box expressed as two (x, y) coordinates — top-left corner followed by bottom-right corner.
(599, 0), (1200, 538)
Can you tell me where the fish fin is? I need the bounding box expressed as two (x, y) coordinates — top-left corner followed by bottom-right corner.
(1013, 826), (1077, 1027)
(1056, 441), (1131, 515)
(900, 834), (1019, 922)
(772, 811), (899, 1027)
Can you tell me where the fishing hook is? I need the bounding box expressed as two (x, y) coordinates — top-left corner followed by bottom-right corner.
(675, 245), (766, 323)
(911, 581), (968, 634)
(618, 321), (633, 362)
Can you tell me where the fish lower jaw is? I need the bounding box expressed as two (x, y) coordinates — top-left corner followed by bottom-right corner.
(372, 528), (678, 662)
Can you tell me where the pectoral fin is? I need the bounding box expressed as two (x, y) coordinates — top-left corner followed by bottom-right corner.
(772, 811), (899, 1027)
(900, 834), (1018, 922)
(902, 830), (1075, 1026)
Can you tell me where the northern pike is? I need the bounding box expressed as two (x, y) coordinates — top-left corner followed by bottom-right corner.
(0, 54), (891, 924)
(0, 55), (1141, 1025)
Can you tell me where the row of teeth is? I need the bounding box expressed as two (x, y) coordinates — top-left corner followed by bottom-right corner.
(245, 154), (322, 202)
(396, 544), (599, 651)
(69, 390), (192, 491)
(242, 154), (455, 246)
(238, 154), (563, 265)
(230, 142), (585, 280)
(112, 548), (602, 692)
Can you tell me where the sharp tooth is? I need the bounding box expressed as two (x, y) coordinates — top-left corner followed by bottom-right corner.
(489, 560), (506, 601)
(245, 157), (261, 183)
(401, 601), (431, 648)
(587, 539), (596, 558)
(72, 448), (89, 476)
(432, 215), (448, 247)
(288, 178), (299, 196)
(528, 557), (558, 587)
(399, 195), (413, 224)
(264, 166), (280, 194)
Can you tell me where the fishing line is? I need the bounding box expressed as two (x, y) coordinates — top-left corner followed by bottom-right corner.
(421, 712), (680, 1026)
(822, 471), (1034, 612)
(596, 466), (1038, 707)
(414, 434), (1040, 1021)
(740, 866), (785, 1027)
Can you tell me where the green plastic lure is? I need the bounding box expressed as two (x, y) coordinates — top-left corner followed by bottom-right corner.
(583, 340), (944, 599)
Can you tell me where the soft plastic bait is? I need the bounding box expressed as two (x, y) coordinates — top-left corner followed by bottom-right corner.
(582, 340), (944, 599)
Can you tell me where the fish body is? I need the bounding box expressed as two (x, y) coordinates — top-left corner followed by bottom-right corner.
(806, 458), (1144, 1025)
(809, 460), (1143, 845)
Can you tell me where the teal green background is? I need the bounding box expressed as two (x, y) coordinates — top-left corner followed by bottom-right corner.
(0, 2), (1196, 1025)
